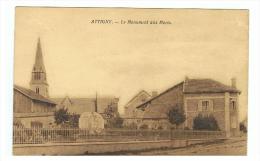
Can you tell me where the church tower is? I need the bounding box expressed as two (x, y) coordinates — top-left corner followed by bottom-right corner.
(30, 38), (49, 98)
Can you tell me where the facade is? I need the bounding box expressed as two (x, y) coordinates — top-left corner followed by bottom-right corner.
(136, 77), (240, 137)
(14, 38), (56, 128)
(123, 90), (152, 127)
(13, 85), (56, 128)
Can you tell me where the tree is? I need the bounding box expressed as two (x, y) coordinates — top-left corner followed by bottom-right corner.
(54, 108), (70, 125)
(193, 114), (220, 131)
(68, 113), (80, 128)
(104, 103), (118, 119)
(167, 105), (186, 128)
(54, 108), (80, 128)
(103, 103), (124, 128)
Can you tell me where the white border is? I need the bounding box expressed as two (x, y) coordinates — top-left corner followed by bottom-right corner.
(1, 0), (260, 161)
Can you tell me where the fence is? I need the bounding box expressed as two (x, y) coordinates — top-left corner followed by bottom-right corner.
(13, 127), (226, 144)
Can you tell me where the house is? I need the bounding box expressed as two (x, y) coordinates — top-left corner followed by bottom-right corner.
(122, 90), (152, 127)
(136, 77), (241, 137)
(14, 38), (57, 128)
(13, 85), (56, 128)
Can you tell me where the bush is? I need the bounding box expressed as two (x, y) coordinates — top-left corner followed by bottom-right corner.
(105, 115), (124, 128)
(240, 122), (247, 133)
(157, 126), (163, 130)
(139, 124), (149, 129)
(126, 122), (138, 129)
(167, 104), (186, 128)
(54, 108), (80, 128)
(193, 114), (220, 131)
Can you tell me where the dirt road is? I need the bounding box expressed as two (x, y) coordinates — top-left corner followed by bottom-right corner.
(136, 137), (247, 155)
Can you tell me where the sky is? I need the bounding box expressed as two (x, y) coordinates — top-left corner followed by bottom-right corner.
(14, 7), (248, 120)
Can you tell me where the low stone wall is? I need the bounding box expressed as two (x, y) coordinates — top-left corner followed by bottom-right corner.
(13, 139), (225, 155)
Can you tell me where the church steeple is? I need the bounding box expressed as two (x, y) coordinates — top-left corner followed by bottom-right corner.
(30, 38), (49, 97)
(34, 38), (46, 73)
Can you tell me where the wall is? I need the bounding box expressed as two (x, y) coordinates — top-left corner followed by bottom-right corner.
(124, 92), (151, 118)
(14, 113), (55, 128)
(150, 83), (184, 109)
(184, 92), (240, 136)
(184, 93), (226, 130)
(13, 139), (224, 155)
(13, 90), (32, 113)
(32, 101), (55, 113)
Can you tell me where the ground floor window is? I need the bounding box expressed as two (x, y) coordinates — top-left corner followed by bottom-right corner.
(31, 121), (43, 128)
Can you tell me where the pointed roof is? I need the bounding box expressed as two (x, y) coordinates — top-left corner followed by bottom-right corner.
(14, 85), (56, 105)
(52, 96), (119, 114)
(33, 38), (46, 72)
(125, 90), (151, 108)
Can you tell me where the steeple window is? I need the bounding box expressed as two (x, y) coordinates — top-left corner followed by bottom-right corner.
(36, 87), (39, 94)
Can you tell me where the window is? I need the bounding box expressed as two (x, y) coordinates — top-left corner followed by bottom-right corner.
(231, 101), (236, 110)
(36, 87), (39, 94)
(202, 101), (209, 111)
(34, 73), (41, 80)
(31, 121), (43, 128)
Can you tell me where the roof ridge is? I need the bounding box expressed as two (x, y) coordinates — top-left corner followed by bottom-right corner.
(125, 90), (151, 107)
(136, 81), (184, 109)
(184, 78), (240, 93)
(14, 85), (56, 105)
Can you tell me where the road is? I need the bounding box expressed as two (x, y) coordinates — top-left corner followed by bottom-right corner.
(135, 137), (247, 155)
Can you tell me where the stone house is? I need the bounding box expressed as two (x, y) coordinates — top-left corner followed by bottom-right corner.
(136, 77), (241, 137)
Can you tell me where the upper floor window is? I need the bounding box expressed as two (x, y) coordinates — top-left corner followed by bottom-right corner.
(202, 101), (210, 111)
(198, 100), (213, 112)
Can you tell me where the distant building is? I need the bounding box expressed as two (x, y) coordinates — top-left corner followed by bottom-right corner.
(14, 38), (56, 128)
(123, 90), (151, 127)
(52, 96), (119, 120)
(136, 77), (240, 137)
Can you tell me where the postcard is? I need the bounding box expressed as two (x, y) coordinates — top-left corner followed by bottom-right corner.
(13, 7), (248, 155)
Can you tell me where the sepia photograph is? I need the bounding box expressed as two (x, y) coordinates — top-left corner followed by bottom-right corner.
(13, 7), (248, 156)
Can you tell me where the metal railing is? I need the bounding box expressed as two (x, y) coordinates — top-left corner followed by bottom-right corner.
(13, 127), (226, 144)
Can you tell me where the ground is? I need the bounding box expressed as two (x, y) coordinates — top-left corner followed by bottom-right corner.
(133, 137), (247, 155)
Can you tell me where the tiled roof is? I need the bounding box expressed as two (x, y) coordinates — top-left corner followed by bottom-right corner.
(52, 96), (119, 115)
(136, 78), (240, 109)
(184, 79), (240, 93)
(14, 85), (56, 105)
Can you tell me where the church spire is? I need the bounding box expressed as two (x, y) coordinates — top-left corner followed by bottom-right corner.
(33, 37), (46, 72)
(30, 37), (49, 98)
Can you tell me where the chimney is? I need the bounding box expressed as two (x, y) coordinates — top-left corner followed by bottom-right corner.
(231, 77), (236, 88)
(152, 91), (158, 98)
(185, 76), (189, 81)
